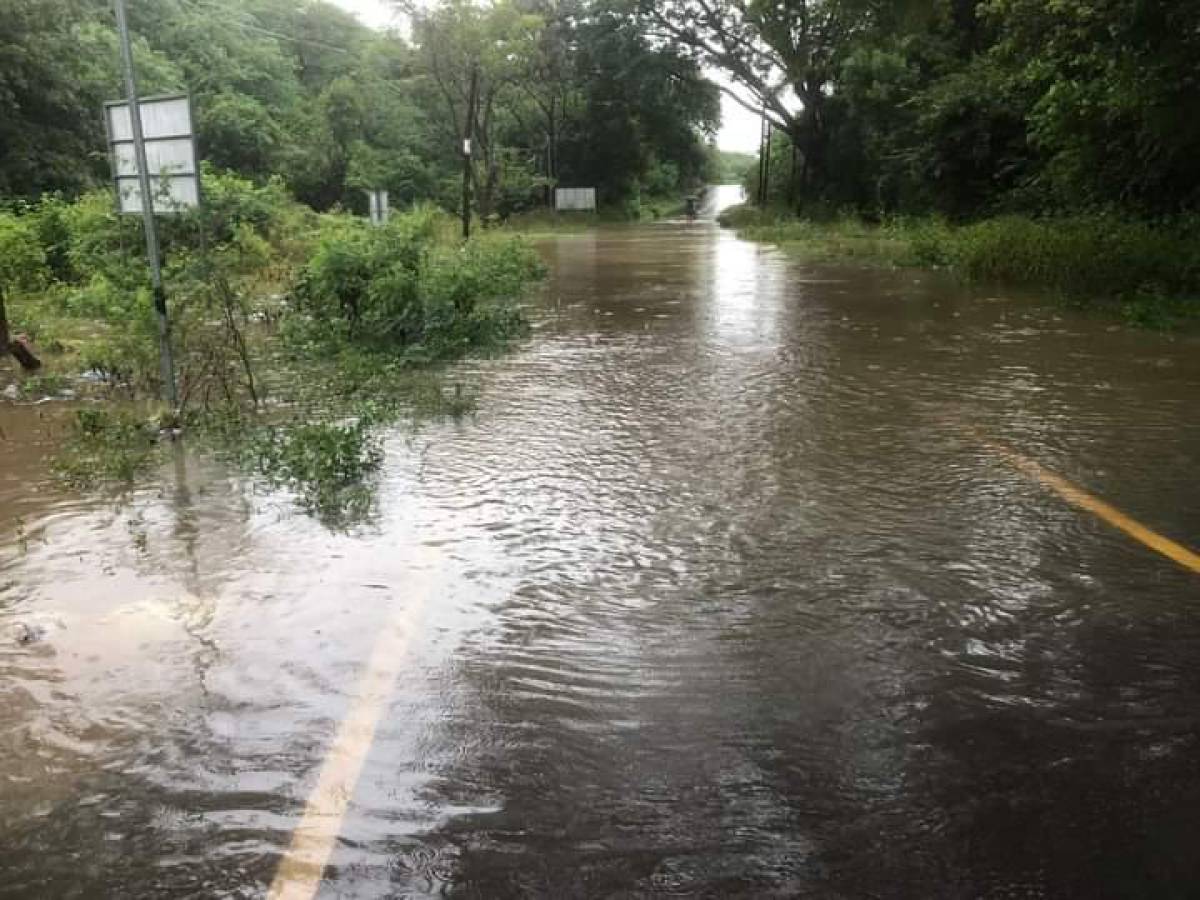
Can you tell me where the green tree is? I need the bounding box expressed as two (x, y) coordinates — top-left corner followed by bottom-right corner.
(0, 0), (179, 196)
(404, 0), (546, 219)
(985, 0), (1200, 212)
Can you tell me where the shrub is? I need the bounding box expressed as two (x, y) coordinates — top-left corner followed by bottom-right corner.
(717, 204), (789, 229)
(289, 206), (540, 359)
(947, 216), (1200, 301)
(415, 241), (533, 359)
(0, 213), (49, 292)
(60, 190), (144, 291)
(243, 419), (383, 526)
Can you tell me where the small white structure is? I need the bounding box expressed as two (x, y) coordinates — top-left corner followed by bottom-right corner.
(555, 187), (597, 212)
(105, 94), (200, 214)
(367, 189), (390, 226)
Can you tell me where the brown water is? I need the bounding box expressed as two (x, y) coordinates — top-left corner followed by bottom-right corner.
(2, 192), (1199, 897)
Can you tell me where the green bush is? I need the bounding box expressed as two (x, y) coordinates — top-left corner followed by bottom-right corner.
(717, 204), (790, 230)
(0, 213), (49, 291)
(294, 206), (441, 338)
(416, 234), (538, 358)
(947, 216), (1200, 300)
(60, 190), (144, 292)
(176, 167), (314, 251)
(243, 419), (383, 526)
(2, 170), (318, 400)
(289, 206), (540, 359)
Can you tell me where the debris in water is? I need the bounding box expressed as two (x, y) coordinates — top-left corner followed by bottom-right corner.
(12, 622), (46, 645)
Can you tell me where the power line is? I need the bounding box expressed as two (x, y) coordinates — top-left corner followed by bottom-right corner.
(153, 0), (424, 102)
(177, 0), (352, 54)
(222, 18), (351, 54)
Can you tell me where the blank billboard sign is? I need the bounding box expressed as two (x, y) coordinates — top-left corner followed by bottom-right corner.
(105, 94), (200, 214)
(555, 188), (597, 211)
(367, 189), (390, 226)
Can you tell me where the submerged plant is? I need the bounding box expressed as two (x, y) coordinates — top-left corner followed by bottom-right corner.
(53, 408), (163, 487)
(241, 420), (383, 527)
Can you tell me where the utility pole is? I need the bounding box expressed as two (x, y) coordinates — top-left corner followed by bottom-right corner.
(756, 113), (765, 207)
(114, 0), (178, 410)
(761, 117), (773, 209)
(462, 65), (479, 240)
(788, 138), (799, 208)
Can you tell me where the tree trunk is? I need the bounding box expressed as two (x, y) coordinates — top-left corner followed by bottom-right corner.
(788, 135), (800, 209)
(0, 287), (41, 372)
(796, 86), (827, 204)
(546, 105), (557, 208)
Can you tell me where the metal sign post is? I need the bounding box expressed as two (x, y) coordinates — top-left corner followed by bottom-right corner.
(113, 0), (178, 410)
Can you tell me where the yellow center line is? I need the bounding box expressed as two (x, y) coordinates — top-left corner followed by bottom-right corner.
(984, 440), (1200, 575)
(268, 567), (434, 900)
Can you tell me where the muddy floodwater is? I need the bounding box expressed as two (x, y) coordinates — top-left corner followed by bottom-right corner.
(2, 187), (1199, 898)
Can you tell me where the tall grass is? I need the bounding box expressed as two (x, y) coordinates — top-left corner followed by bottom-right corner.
(719, 204), (1200, 327)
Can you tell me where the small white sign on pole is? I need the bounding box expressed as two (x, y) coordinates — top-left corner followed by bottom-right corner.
(105, 94), (200, 214)
(367, 189), (390, 226)
(555, 187), (597, 212)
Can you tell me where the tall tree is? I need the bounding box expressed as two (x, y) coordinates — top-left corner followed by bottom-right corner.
(403, 0), (546, 219)
(633, 0), (854, 197)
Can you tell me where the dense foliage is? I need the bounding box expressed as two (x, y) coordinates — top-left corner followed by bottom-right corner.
(0, 0), (719, 215)
(26, 178), (542, 521)
(2, 174), (541, 395)
(640, 0), (1200, 219)
(289, 205), (540, 359)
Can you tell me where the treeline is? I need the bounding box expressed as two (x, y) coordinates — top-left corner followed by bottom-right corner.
(0, 0), (721, 216)
(643, 0), (1200, 219)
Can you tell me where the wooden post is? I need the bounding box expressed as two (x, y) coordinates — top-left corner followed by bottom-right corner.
(0, 287), (41, 372)
(788, 137), (799, 208)
(762, 121), (772, 207)
(757, 113), (768, 207)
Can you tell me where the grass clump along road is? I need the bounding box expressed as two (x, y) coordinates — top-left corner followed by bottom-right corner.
(719, 206), (1200, 329)
(2, 172), (543, 526)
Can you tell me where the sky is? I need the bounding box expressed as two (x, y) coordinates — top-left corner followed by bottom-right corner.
(327, 0), (762, 153)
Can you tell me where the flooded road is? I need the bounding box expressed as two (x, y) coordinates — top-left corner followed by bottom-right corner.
(2, 189), (1200, 897)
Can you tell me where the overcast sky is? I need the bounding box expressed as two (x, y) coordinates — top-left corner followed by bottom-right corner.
(327, 0), (761, 153)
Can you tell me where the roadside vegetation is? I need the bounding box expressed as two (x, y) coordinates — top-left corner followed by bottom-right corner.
(719, 207), (1200, 329)
(0, 0), (726, 522)
(2, 0), (720, 220)
(2, 172), (542, 525)
(649, 1), (1200, 327)
(4, 0), (1198, 520)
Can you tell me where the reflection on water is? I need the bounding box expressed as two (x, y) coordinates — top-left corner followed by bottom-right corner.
(1, 214), (1199, 897)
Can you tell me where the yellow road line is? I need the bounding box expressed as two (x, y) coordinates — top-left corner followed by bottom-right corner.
(268, 576), (432, 900)
(987, 441), (1200, 575)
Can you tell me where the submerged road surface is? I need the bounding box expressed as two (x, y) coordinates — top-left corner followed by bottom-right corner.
(2, 190), (1200, 897)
